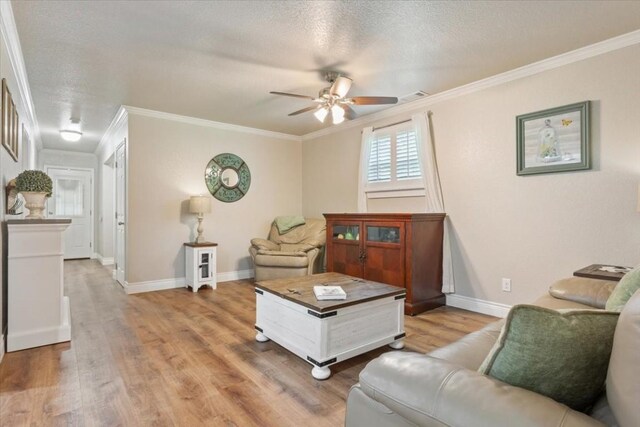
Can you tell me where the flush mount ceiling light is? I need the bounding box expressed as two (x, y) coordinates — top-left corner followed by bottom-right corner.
(270, 72), (399, 125)
(59, 130), (82, 142)
(60, 118), (83, 142)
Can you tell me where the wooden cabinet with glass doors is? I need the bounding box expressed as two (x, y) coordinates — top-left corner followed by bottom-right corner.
(323, 213), (445, 315)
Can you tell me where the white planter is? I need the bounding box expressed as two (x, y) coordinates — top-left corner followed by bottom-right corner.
(21, 192), (48, 219)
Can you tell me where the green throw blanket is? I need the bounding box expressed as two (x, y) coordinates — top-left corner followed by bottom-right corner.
(274, 216), (305, 234)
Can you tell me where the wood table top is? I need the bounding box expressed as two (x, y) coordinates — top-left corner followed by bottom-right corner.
(254, 272), (406, 313)
(573, 264), (632, 282)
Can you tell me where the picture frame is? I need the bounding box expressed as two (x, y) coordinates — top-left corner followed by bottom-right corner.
(516, 101), (590, 176)
(2, 78), (19, 162)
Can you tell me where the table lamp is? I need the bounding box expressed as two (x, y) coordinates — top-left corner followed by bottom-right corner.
(189, 195), (211, 243)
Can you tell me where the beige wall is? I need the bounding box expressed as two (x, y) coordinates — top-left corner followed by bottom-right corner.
(302, 45), (640, 305)
(126, 114), (302, 284)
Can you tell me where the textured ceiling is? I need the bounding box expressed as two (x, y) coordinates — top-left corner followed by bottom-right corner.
(11, 0), (640, 153)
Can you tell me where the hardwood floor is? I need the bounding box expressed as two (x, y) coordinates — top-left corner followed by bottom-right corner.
(0, 260), (496, 426)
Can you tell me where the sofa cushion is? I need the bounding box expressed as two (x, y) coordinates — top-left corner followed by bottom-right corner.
(479, 304), (619, 411)
(549, 277), (616, 309)
(606, 265), (640, 312)
(428, 321), (503, 370)
(606, 289), (640, 427)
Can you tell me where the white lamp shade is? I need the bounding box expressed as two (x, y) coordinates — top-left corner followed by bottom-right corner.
(189, 195), (211, 214)
(314, 107), (329, 123)
(331, 104), (345, 124)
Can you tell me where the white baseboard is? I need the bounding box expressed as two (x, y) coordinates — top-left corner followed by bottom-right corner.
(123, 269), (254, 295)
(96, 253), (115, 266)
(7, 297), (71, 352)
(446, 294), (511, 318)
(217, 269), (254, 283)
(124, 277), (186, 295)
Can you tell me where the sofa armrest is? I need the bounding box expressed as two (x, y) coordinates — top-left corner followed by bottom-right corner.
(357, 352), (603, 427)
(549, 277), (616, 309)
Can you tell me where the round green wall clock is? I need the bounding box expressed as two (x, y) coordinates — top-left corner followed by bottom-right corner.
(204, 153), (251, 203)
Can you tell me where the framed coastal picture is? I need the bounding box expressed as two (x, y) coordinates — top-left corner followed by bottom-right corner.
(516, 101), (590, 176)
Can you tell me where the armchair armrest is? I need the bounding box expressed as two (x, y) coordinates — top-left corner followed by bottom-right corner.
(256, 250), (307, 257)
(549, 277), (616, 309)
(357, 352), (603, 427)
(250, 238), (280, 251)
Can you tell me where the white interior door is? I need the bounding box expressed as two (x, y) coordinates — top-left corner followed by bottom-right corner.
(46, 167), (93, 259)
(115, 142), (126, 285)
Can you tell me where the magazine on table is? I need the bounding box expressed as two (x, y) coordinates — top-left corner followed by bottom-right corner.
(313, 285), (347, 300)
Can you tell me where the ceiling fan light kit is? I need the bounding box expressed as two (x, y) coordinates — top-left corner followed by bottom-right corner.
(331, 104), (345, 124)
(314, 107), (329, 123)
(270, 72), (399, 126)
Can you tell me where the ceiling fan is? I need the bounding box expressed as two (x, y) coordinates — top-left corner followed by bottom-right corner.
(270, 72), (398, 125)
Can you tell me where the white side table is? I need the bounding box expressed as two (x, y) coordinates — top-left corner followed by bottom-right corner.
(184, 242), (217, 292)
(7, 219), (72, 352)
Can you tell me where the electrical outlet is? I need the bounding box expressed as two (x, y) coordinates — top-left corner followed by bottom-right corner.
(501, 278), (512, 292)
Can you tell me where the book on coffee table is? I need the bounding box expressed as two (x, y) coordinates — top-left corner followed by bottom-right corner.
(313, 285), (347, 300)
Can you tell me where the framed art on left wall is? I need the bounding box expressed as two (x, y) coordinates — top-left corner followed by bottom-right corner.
(2, 78), (19, 162)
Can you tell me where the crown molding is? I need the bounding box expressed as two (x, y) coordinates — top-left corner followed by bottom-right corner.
(123, 105), (302, 142)
(94, 105), (128, 157)
(302, 29), (640, 141)
(40, 148), (98, 158)
(0, 0), (42, 151)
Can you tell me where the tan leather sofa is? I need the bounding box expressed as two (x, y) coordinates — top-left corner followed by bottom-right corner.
(345, 277), (639, 427)
(249, 218), (326, 282)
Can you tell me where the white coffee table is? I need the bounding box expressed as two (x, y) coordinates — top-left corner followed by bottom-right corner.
(255, 272), (406, 380)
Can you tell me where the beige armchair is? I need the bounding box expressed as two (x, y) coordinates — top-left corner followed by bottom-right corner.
(249, 218), (326, 282)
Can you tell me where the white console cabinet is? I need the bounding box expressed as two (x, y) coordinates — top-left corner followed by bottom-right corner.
(184, 242), (217, 292)
(7, 219), (72, 352)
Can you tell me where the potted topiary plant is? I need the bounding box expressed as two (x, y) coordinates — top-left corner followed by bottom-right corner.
(15, 170), (53, 219)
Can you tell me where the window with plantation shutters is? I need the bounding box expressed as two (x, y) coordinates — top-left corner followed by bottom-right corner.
(368, 134), (391, 182)
(365, 123), (424, 197)
(396, 130), (421, 180)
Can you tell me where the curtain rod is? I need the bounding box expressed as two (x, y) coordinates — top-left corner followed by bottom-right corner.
(360, 118), (411, 134)
(360, 112), (432, 133)
(372, 119), (411, 132)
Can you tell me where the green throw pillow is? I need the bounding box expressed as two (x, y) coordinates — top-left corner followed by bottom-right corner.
(605, 265), (640, 312)
(478, 305), (619, 411)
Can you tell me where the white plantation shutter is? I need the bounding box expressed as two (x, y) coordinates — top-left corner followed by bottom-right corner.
(367, 134), (392, 182)
(396, 130), (420, 180)
(365, 127), (421, 186)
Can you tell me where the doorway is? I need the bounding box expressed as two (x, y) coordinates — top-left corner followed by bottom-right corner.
(45, 166), (94, 259)
(115, 141), (126, 285)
